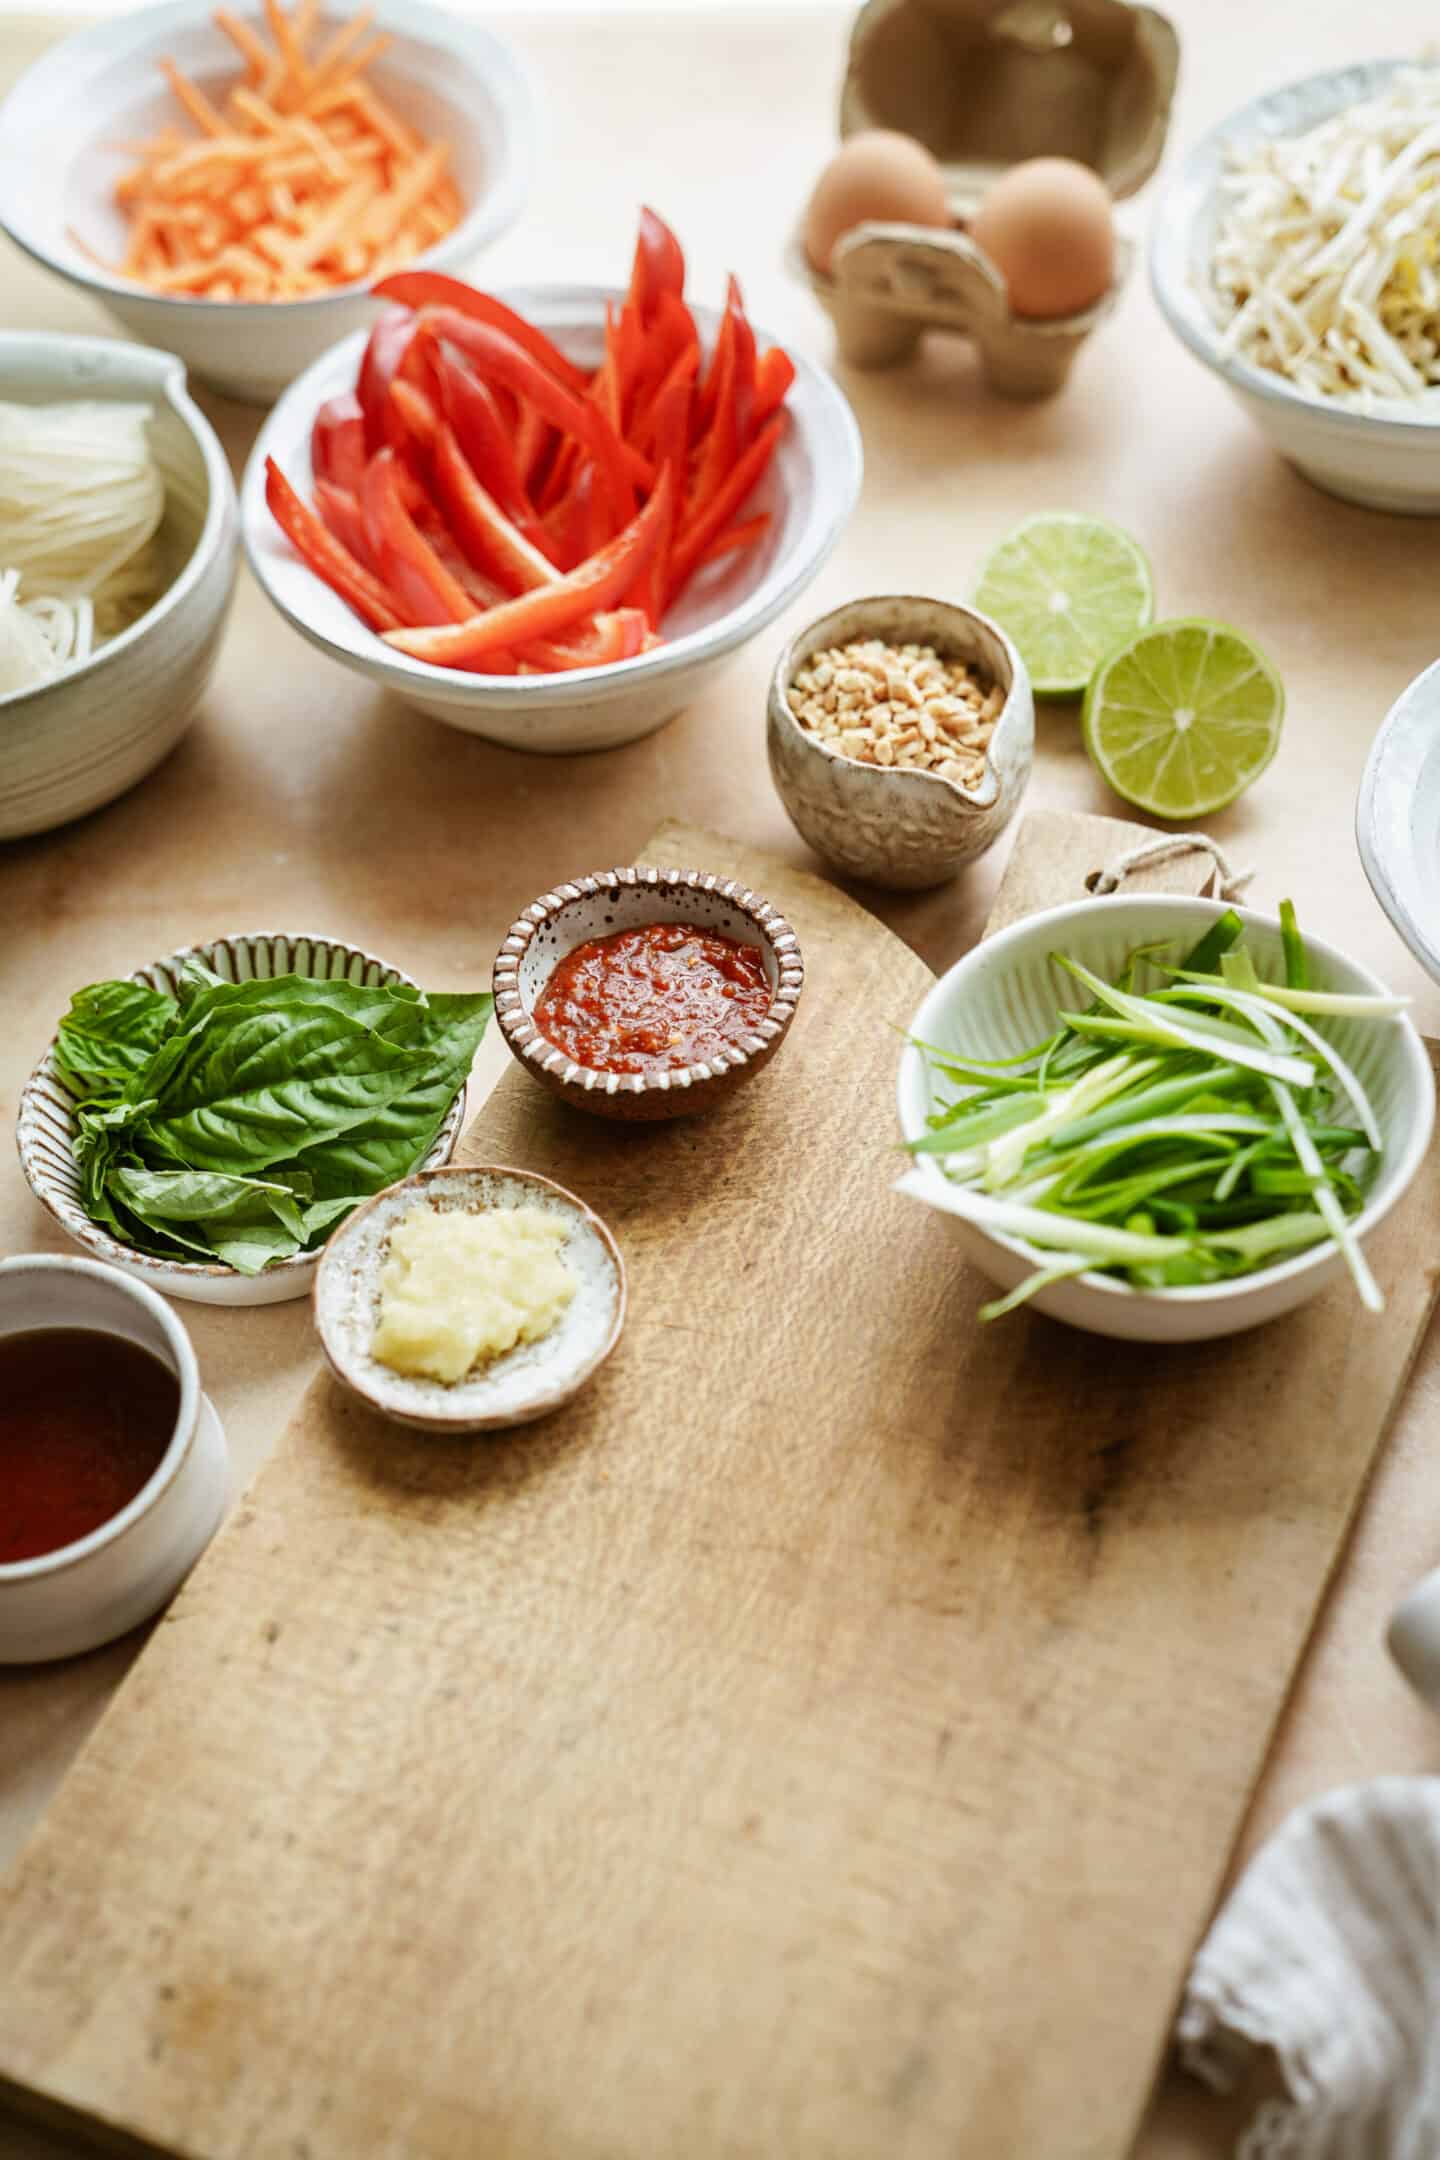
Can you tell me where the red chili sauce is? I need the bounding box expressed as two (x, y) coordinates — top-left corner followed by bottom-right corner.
(533, 921), (773, 1076)
(0, 1330), (178, 1564)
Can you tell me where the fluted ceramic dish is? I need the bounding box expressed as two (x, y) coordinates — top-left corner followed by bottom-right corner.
(493, 866), (805, 1121)
(314, 1164), (626, 1433)
(0, 0), (535, 404)
(243, 290), (862, 752)
(1150, 59), (1440, 513)
(897, 894), (1433, 1342)
(1357, 658), (1440, 986)
(0, 331), (237, 841)
(0, 1254), (229, 1663)
(17, 931), (470, 1308)
(767, 595), (1033, 890)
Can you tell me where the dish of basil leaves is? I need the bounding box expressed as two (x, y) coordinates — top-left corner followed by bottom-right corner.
(51, 963), (493, 1275)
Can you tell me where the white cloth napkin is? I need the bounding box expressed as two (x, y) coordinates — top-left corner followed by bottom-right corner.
(1177, 1777), (1440, 2159)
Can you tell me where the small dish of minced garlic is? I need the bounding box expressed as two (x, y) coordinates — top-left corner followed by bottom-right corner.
(314, 1166), (625, 1434)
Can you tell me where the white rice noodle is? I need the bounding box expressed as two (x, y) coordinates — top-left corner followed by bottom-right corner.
(0, 399), (164, 701)
(1207, 66), (1440, 406)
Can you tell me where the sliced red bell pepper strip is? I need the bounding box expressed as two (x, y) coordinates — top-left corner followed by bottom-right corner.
(696, 511), (770, 570)
(688, 329), (737, 518)
(726, 274), (757, 419)
(752, 345), (796, 426)
(412, 497), (508, 610)
(544, 462), (596, 574)
(524, 608), (649, 671)
(314, 478), (378, 575)
(628, 456), (675, 630)
(514, 401), (552, 494)
(265, 459), (401, 634)
(357, 309), (417, 456)
(431, 422), (559, 595)
(373, 271), (590, 394)
(666, 415), (783, 606)
(385, 375), (440, 459)
(632, 342), (697, 459)
(419, 309), (649, 520)
(384, 467), (672, 667)
(361, 447), (474, 626)
(431, 352), (541, 534)
(626, 207), (685, 327)
(311, 393), (367, 496)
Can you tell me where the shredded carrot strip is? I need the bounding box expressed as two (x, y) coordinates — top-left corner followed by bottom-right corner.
(111, 7), (462, 302)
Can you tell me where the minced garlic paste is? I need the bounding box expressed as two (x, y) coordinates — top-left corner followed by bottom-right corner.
(371, 1203), (576, 1385)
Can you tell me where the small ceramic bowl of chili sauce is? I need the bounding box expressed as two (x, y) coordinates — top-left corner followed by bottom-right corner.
(492, 865), (805, 1121)
(0, 1254), (229, 1664)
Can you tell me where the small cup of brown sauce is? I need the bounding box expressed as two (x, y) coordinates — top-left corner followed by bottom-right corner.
(0, 1256), (229, 1663)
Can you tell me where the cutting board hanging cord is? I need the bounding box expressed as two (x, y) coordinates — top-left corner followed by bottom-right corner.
(1085, 832), (1254, 903)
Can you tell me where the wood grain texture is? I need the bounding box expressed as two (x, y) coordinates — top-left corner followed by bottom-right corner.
(1, 814), (1437, 2160)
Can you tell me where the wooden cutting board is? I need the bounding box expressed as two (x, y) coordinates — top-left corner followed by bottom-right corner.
(2, 812), (1437, 2160)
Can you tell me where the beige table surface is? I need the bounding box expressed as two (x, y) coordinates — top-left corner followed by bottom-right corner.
(4, 4), (1440, 2153)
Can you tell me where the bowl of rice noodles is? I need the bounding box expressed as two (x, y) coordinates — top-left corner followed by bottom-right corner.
(0, 329), (237, 838)
(1150, 59), (1440, 513)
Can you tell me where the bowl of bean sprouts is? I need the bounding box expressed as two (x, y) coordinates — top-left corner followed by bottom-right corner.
(1150, 60), (1440, 514)
(0, 330), (238, 839)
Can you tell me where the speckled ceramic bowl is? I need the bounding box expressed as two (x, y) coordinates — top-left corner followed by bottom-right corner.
(314, 1164), (626, 1433)
(244, 290), (862, 752)
(493, 865), (805, 1122)
(17, 930), (470, 1308)
(0, 331), (237, 841)
(0, 0), (536, 404)
(767, 595), (1033, 890)
(1150, 59), (1440, 513)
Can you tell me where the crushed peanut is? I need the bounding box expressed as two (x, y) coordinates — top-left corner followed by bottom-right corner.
(788, 639), (1003, 789)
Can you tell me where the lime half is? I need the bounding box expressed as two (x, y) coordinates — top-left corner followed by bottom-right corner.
(1082, 618), (1285, 820)
(972, 513), (1154, 698)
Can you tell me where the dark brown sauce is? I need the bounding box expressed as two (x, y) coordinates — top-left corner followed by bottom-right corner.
(0, 1329), (179, 1565)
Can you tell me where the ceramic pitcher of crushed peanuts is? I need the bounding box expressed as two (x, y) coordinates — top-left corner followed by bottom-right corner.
(766, 593), (1035, 891)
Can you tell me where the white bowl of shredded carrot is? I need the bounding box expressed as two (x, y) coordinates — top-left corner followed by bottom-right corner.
(0, 0), (535, 405)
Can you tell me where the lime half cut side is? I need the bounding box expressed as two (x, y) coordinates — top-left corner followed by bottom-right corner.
(972, 512), (1154, 698)
(1082, 618), (1285, 820)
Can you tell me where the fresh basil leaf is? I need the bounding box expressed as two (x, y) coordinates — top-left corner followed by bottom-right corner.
(109, 1166), (309, 1274)
(53, 980), (178, 1099)
(131, 988), (491, 1182)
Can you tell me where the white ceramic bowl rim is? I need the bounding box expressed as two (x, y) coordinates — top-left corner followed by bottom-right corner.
(0, 0), (536, 316)
(0, 1253), (201, 1580)
(898, 893), (1435, 1307)
(771, 593), (1026, 811)
(17, 927), (469, 1286)
(1356, 655), (1440, 984)
(241, 288), (864, 704)
(0, 330), (235, 717)
(1149, 56), (1440, 439)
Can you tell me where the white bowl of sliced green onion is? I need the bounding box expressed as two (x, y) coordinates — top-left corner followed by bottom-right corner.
(896, 895), (1434, 1342)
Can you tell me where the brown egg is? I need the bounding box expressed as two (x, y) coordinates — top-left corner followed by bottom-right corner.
(969, 158), (1116, 320)
(803, 130), (951, 276)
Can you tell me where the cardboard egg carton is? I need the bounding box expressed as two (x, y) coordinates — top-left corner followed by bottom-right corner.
(795, 0), (1179, 397)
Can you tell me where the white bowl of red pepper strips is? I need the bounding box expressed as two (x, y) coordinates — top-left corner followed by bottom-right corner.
(492, 865), (805, 1121)
(241, 211), (863, 753)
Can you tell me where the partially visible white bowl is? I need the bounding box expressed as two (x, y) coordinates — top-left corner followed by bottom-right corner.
(897, 895), (1434, 1342)
(17, 930), (471, 1308)
(0, 330), (238, 841)
(0, 1255), (228, 1664)
(1150, 59), (1440, 514)
(242, 288), (864, 753)
(1357, 656), (1440, 984)
(0, 0), (535, 404)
